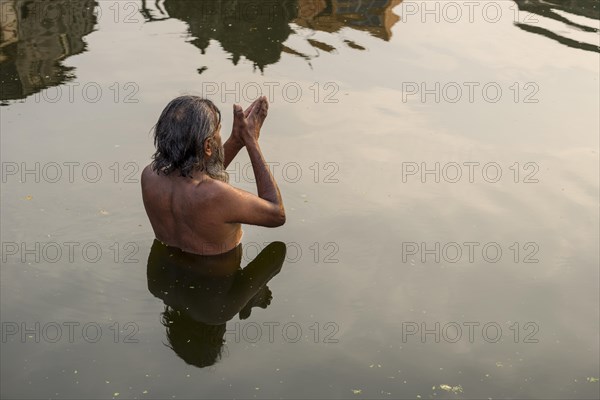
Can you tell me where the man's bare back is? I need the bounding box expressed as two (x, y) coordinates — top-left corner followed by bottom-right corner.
(141, 96), (285, 255)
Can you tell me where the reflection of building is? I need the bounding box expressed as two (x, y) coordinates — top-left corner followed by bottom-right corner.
(0, 0), (97, 102)
(513, 0), (599, 53)
(295, 0), (401, 41)
(142, 0), (401, 71)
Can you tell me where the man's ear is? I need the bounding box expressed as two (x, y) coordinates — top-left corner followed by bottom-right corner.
(204, 137), (213, 157)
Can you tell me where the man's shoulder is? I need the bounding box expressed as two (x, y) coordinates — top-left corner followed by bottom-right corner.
(141, 164), (156, 184)
(140, 166), (238, 203)
(196, 178), (236, 201)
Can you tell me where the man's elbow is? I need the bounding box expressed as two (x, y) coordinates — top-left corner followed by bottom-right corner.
(270, 209), (286, 227)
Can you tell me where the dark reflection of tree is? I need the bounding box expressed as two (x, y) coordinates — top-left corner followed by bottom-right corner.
(0, 0), (98, 103)
(141, 0), (402, 71)
(147, 240), (287, 368)
(513, 0), (599, 53)
(162, 0), (298, 72)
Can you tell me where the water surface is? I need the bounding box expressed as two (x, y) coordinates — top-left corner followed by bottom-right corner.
(1, 1), (599, 398)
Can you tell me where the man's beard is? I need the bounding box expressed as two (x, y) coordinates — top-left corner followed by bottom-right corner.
(204, 142), (229, 183)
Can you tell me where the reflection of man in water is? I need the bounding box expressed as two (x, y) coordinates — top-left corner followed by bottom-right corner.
(147, 240), (286, 367)
(142, 96), (285, 255)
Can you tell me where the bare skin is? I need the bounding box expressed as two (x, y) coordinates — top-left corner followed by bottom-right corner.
(141, 96), (285, 255)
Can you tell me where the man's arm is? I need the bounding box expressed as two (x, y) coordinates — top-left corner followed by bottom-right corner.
(223, 135), (243, 169)
(216, 102), (285, 227)
(217, 140), (285, 227)
(244, 139), (285, 224)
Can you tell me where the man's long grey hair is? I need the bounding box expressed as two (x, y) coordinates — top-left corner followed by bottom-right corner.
(151, 95), (229, 182)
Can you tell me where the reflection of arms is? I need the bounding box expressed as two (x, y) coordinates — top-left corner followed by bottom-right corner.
(231, 241), (287, 304)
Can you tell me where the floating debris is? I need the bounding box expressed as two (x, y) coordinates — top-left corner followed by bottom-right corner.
(352, 389), (362, 394)
(587, 377), (599, 383)
(100, 209), (109, 215)
(439, 384), (463, 394)
(25, 195), (32, 200)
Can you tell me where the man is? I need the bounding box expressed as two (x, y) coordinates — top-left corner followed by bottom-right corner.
(141, 95), (285, 255)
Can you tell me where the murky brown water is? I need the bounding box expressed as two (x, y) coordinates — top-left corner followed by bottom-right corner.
(1, 1), (599, 398)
